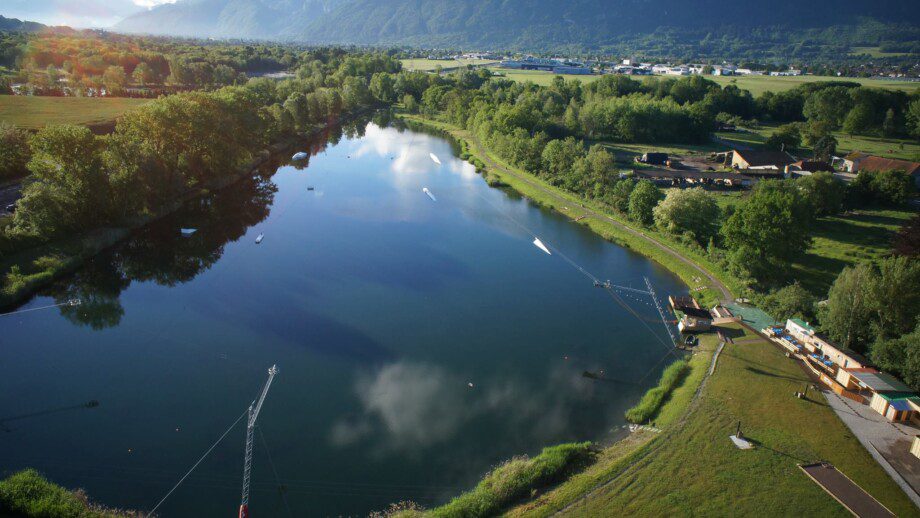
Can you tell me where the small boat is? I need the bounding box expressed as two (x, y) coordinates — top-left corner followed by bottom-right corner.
(307, 186), (315, 191)
(292, 151), (308, 161)
(429, 153), (441, 165)
(255, 233), (264, 244)
(422, 187), (437, 201)
(532, 237), (551, 255)
(180, 228), (197, 237)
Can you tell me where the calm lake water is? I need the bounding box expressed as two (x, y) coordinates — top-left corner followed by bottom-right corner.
(0, 118), (685, 516)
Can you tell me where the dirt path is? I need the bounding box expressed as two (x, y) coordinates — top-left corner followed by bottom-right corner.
(464, 132), (734, 303)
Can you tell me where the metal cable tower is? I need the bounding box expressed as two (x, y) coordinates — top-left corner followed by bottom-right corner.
(644, 277), (679, 347)
(239, 364), (278, 518)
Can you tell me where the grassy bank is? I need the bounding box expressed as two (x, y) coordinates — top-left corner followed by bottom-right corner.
(391, 443), (594, 518)
(624, 358), (690, 424)
(399, 114), (744, 307)
(550, 324), (917, 517)
(0, 469), (135, 517)
(0, 96), (150, 130)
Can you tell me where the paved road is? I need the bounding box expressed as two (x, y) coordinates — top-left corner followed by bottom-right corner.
(823, 389), (920, 509)
(465, 132), (734, 303)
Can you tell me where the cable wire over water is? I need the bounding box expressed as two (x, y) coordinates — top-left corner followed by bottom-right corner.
(146, 409), (247, 517)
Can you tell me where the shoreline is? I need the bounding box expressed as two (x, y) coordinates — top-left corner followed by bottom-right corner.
(397, 114), (739, 306)
(0, 118), (354, 312)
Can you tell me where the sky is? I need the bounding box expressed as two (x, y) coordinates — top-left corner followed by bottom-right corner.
(2, 0), (178, 28)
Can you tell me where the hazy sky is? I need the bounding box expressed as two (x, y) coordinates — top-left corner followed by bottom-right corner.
(2, 0), (178, 28)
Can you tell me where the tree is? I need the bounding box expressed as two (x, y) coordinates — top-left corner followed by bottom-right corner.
(369, 72), (396, 103)
(812, 134), (837, 162)
(821, 257), (920, 353)
(628, 180), (663, 225)
(797, 171), (844, 216)
(803, 86), (854, 128)
(820, 263), (878, 352)
(907, 98), (920, 139)
(721, 180), (814, 283)
(608, 179), (634, 213)
(766, 123), (801, 151)
(0, 122), (31, 180)
(871, 324), (920, 392)
(760, 282), (816, 322)
(132, 62), (156, 86)
(652, 187), (720, 245)
(882, 108), (898, 137)
(12, 125), (110, 236)
(842, 103), (875, 135)
(402, 94), (418, 113)
(212, 64), (236, 86)
(102, 65), (127, 94)
(871, 256), (920, 340)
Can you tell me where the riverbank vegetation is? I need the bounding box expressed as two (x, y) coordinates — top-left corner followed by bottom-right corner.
(0, 49), (402, 308)
(390, 443), (594, 518)
(536, 325), (916, 516)
(0, 469), (137, 517)
(624, 358), (690, 424)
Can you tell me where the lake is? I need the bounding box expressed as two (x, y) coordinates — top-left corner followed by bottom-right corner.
(0, 119), (686, 516)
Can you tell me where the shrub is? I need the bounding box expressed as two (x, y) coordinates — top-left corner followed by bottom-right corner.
(432, 442), (593, 517)
(625, 359), (690, 424)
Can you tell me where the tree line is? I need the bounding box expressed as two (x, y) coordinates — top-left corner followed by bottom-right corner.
(0, 50), (400, 256)
(405, 66), (918, 388)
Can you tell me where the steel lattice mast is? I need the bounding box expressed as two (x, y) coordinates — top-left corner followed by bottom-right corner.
(645, 277), (679, 347)
(239, 364), (278, 518)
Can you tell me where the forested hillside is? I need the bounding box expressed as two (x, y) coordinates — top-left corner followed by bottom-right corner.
(113, 0), (920, 59)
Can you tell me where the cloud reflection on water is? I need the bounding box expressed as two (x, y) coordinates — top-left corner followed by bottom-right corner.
(329, 360), (611, 454)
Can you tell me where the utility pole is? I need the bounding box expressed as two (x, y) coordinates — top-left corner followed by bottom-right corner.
(239, 364), (278, 518)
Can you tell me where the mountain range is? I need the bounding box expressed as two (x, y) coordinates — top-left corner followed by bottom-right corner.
(109, 0), (920, 49)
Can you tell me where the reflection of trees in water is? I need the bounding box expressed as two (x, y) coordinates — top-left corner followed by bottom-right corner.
(50, 112), (379, 330)
(52, 175), (277, 329)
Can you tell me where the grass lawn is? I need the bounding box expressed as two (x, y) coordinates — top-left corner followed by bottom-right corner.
(541, 324), (918, 517)
(486, 67), (919, 96)
(793, 208), (914, 295)
(708, 74), (920, 96)
(0, 95), (149, 130)
(401, 58), (498, 72)
(716, 124), (920, 161)
(488, 68), (604, 86)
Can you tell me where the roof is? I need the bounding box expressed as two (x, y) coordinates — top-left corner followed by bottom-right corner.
(877, 392), (919, 403)
(858, 156), (920, 176)
(733, 150), (795, 168)
(843, 367), (879, 374)
(788, 318), (815, 332)
(889, 398), (920, 411)
(790, 160), (833, 172)
(844, 151), (867, 161)
(681, 307), (712, 319)
(850, 371), (913, 393)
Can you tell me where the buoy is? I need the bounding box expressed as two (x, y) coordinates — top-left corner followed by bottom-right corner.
(468, 382), (474, 388)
